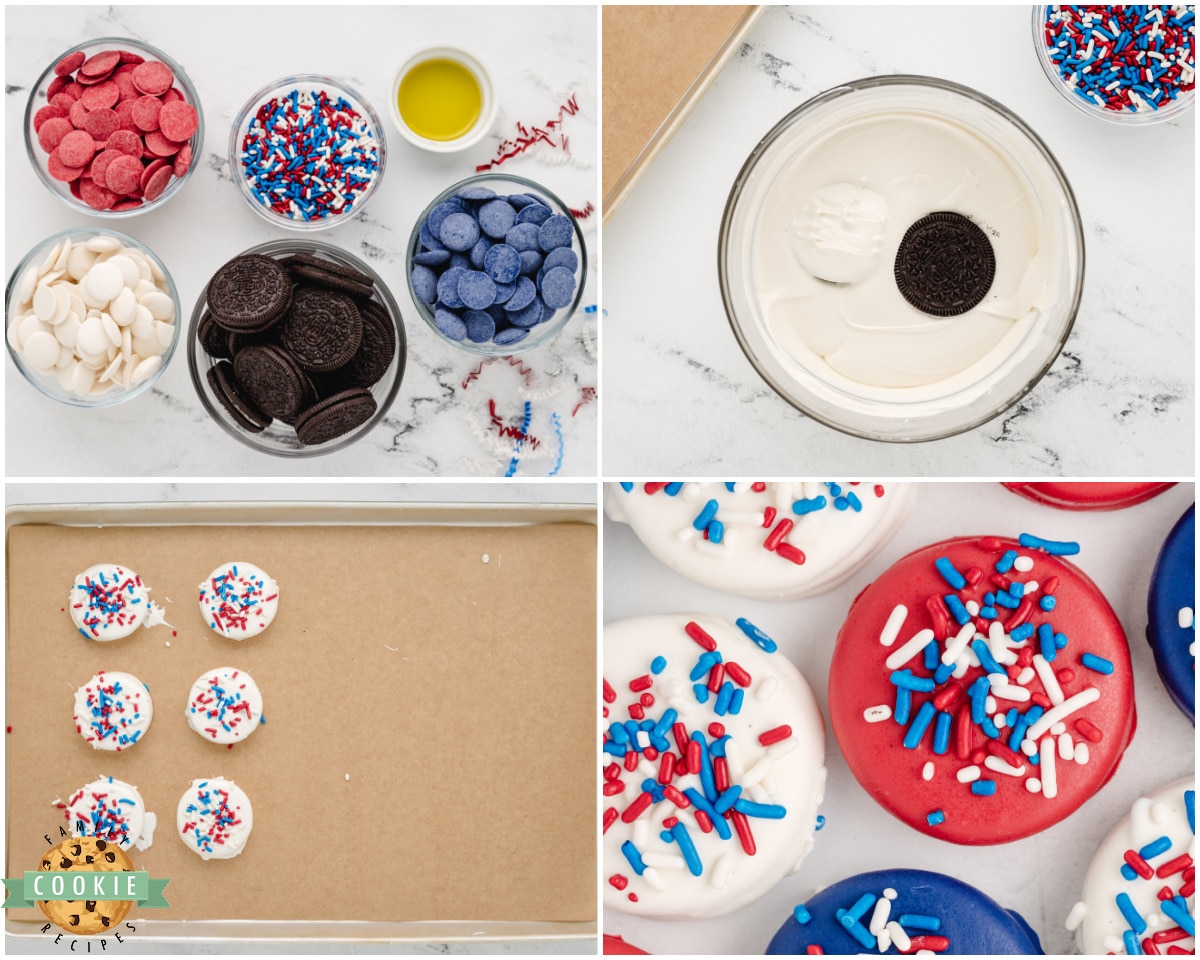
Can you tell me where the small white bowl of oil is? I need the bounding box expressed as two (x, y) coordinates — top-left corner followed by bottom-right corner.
(390, 47), (497, 153)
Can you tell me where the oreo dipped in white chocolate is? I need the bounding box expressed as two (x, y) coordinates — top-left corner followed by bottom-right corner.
(198, 562), (279, 639)
(69, 563), (166, 640)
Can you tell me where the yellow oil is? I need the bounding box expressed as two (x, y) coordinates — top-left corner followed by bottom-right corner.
(398, 58), (482, 141)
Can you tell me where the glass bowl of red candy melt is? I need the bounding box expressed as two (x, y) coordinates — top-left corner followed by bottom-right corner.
(229, 75), (387, 232)
(24, 37), (204, 215)
(1031, 5), (1195, 125)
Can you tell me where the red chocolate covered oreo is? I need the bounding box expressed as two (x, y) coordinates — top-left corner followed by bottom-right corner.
(829, 532), (1135, 845)
(1001, 482), (1176, 511)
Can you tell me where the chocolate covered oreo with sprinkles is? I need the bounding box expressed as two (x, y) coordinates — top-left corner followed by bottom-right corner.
(894, 212), (995, 317)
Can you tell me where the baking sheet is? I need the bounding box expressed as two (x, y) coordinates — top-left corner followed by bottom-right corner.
(602, 5), (760, 223)
(7, 511), (596, 931)
(602, 481), (1196, 955)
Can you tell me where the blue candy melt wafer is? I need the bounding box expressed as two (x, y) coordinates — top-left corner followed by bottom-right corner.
(458, 271), (497, 310)
(456, 186), (496, 201)
(411, 264), (437, 303)
(519, 249), (543, 276)
(419, 222), (446, 252)
(515, 202), (552, 225)
(477, 199), (517, 238)
(507, 296), (545, 328)
(438, 211), (480, 251)
(412, 250), (450, 267)
(463, 309), (495, 343)
(427, 201), (464, 234)
(540, 266), (577, 309)
(434, 308), (466, 341)
(538, 214), (573, 251)
(544, 246), (579, 273)
(484, 244), (521, 284)
(492, 280), (517, 304)
(492, 326), (528, 345)
(507, 193), (538, 208)
(505, 276), (537, 312)
(469, 238), (491, 270)
(449, 252), (471, 272)
(505, 222), (541, 252)
(436, 267), (469, 309)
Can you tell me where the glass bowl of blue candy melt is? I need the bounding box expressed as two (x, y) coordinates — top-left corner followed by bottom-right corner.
(406, 174), (588, 355)
(229, 74), (387, 231)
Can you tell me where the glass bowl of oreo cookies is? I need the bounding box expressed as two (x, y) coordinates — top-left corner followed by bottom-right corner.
(186, 239), (406, 456)
(719, 75), (1084, 442)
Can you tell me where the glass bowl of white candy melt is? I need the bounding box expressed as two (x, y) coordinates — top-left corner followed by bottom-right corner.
(6, 228), (179, 406)
(719, 75), (1085, 443)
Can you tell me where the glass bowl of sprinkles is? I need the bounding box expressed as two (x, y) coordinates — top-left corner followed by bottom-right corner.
(405, 173), (589, 356)
(229, 74), (387, 231)
(23, 37), (204, 216)
(6, 227), (181, 407)
(186, 238), (407, 458)
(1032, 5), (1195, 124)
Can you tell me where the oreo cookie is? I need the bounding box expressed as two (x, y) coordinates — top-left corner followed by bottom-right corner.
(341, 303), (397, 388)
(207, 254), (293, 332)
(279, 286), (363, 373)
(283, 251), (373, 287)
(206, 361), (271, 433)
(294, 387), (377, 445)
(894, 212), (995, 317)
(197, 310), (230, 360)
(233, 344), (308, 421)
(286, 261), (375, 300)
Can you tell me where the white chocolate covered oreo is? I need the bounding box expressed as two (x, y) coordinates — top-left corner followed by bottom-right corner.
(606, 481), (915, 600)
(73, 670), (153, 751)
(198, 562), (279, 639)
(177, 777), (254, 860)
(603, 613), (827, 918)
(185, 667), (264, 745)
(69, 563), (161, 640)
(1070, 777), (1195, 956)
(64, 776), (157, 851)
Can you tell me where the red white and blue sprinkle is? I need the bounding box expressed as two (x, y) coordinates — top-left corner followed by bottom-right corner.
(240, 87), (380, 222)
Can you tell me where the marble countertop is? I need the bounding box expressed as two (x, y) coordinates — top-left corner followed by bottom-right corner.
(5, 5), (597, 478)
(602, 5), (1195, 475)
(603, 480), (1196, 955)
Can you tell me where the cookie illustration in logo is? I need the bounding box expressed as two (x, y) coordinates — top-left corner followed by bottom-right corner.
(36, 836), (134, 935)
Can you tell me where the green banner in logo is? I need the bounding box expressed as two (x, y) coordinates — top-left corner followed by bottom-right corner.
(3, 871), (170, 908)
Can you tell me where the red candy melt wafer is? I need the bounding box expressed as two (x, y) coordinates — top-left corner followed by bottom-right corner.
(57, 129), (96, 167)
(90, 149), (119, 186)
(80, 80), (119, 110)
(158, 100), (197, 141)
(131, 60), (173, 96)
(68, 98), (91, 128)
(139, 157), (169, 191)
(79, 178), (118, 210)
(131, 94), (162, 131)
(117, 50), (145, 65)
(83, 107), (119, 140)
(55, 51), (86, 76)
(47, 149), (85, 182)
(106, 129), (142, 157)
(46, 75), (71, 99)
(105, 154), (143, 195)
(172, 142), (192, 177)
(36, 117), (73, 152)
(144, 130), (181, 156)
(33, 105), (67, 131)
(79, 50), (120, 78)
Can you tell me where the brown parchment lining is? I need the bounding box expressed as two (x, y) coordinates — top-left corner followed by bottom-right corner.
(6, 522), (596, 923)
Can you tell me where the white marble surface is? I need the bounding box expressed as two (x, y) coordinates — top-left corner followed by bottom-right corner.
(602, 5), (1195, 475)
(603, 480), (1196, 955)
(5, 5), (598, 478)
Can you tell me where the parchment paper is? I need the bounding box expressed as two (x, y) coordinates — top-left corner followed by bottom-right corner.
(6, 522), (596, 923)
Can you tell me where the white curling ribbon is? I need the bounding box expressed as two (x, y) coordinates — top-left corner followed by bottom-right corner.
(879, 604), (908, 647)
(984, 756), (1026, 777)
(755, 676), (779, 702)
(1040, 737), (1058, 799)
(956, 765), (981, 783)
(641, 853), (686, 870)
(1025, 686), (1100, 741)
(885, 628), (935, 670)
(641, 867), (667, 892)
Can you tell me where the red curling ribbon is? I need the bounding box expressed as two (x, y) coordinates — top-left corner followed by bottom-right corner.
(685, 621), (718, 652)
